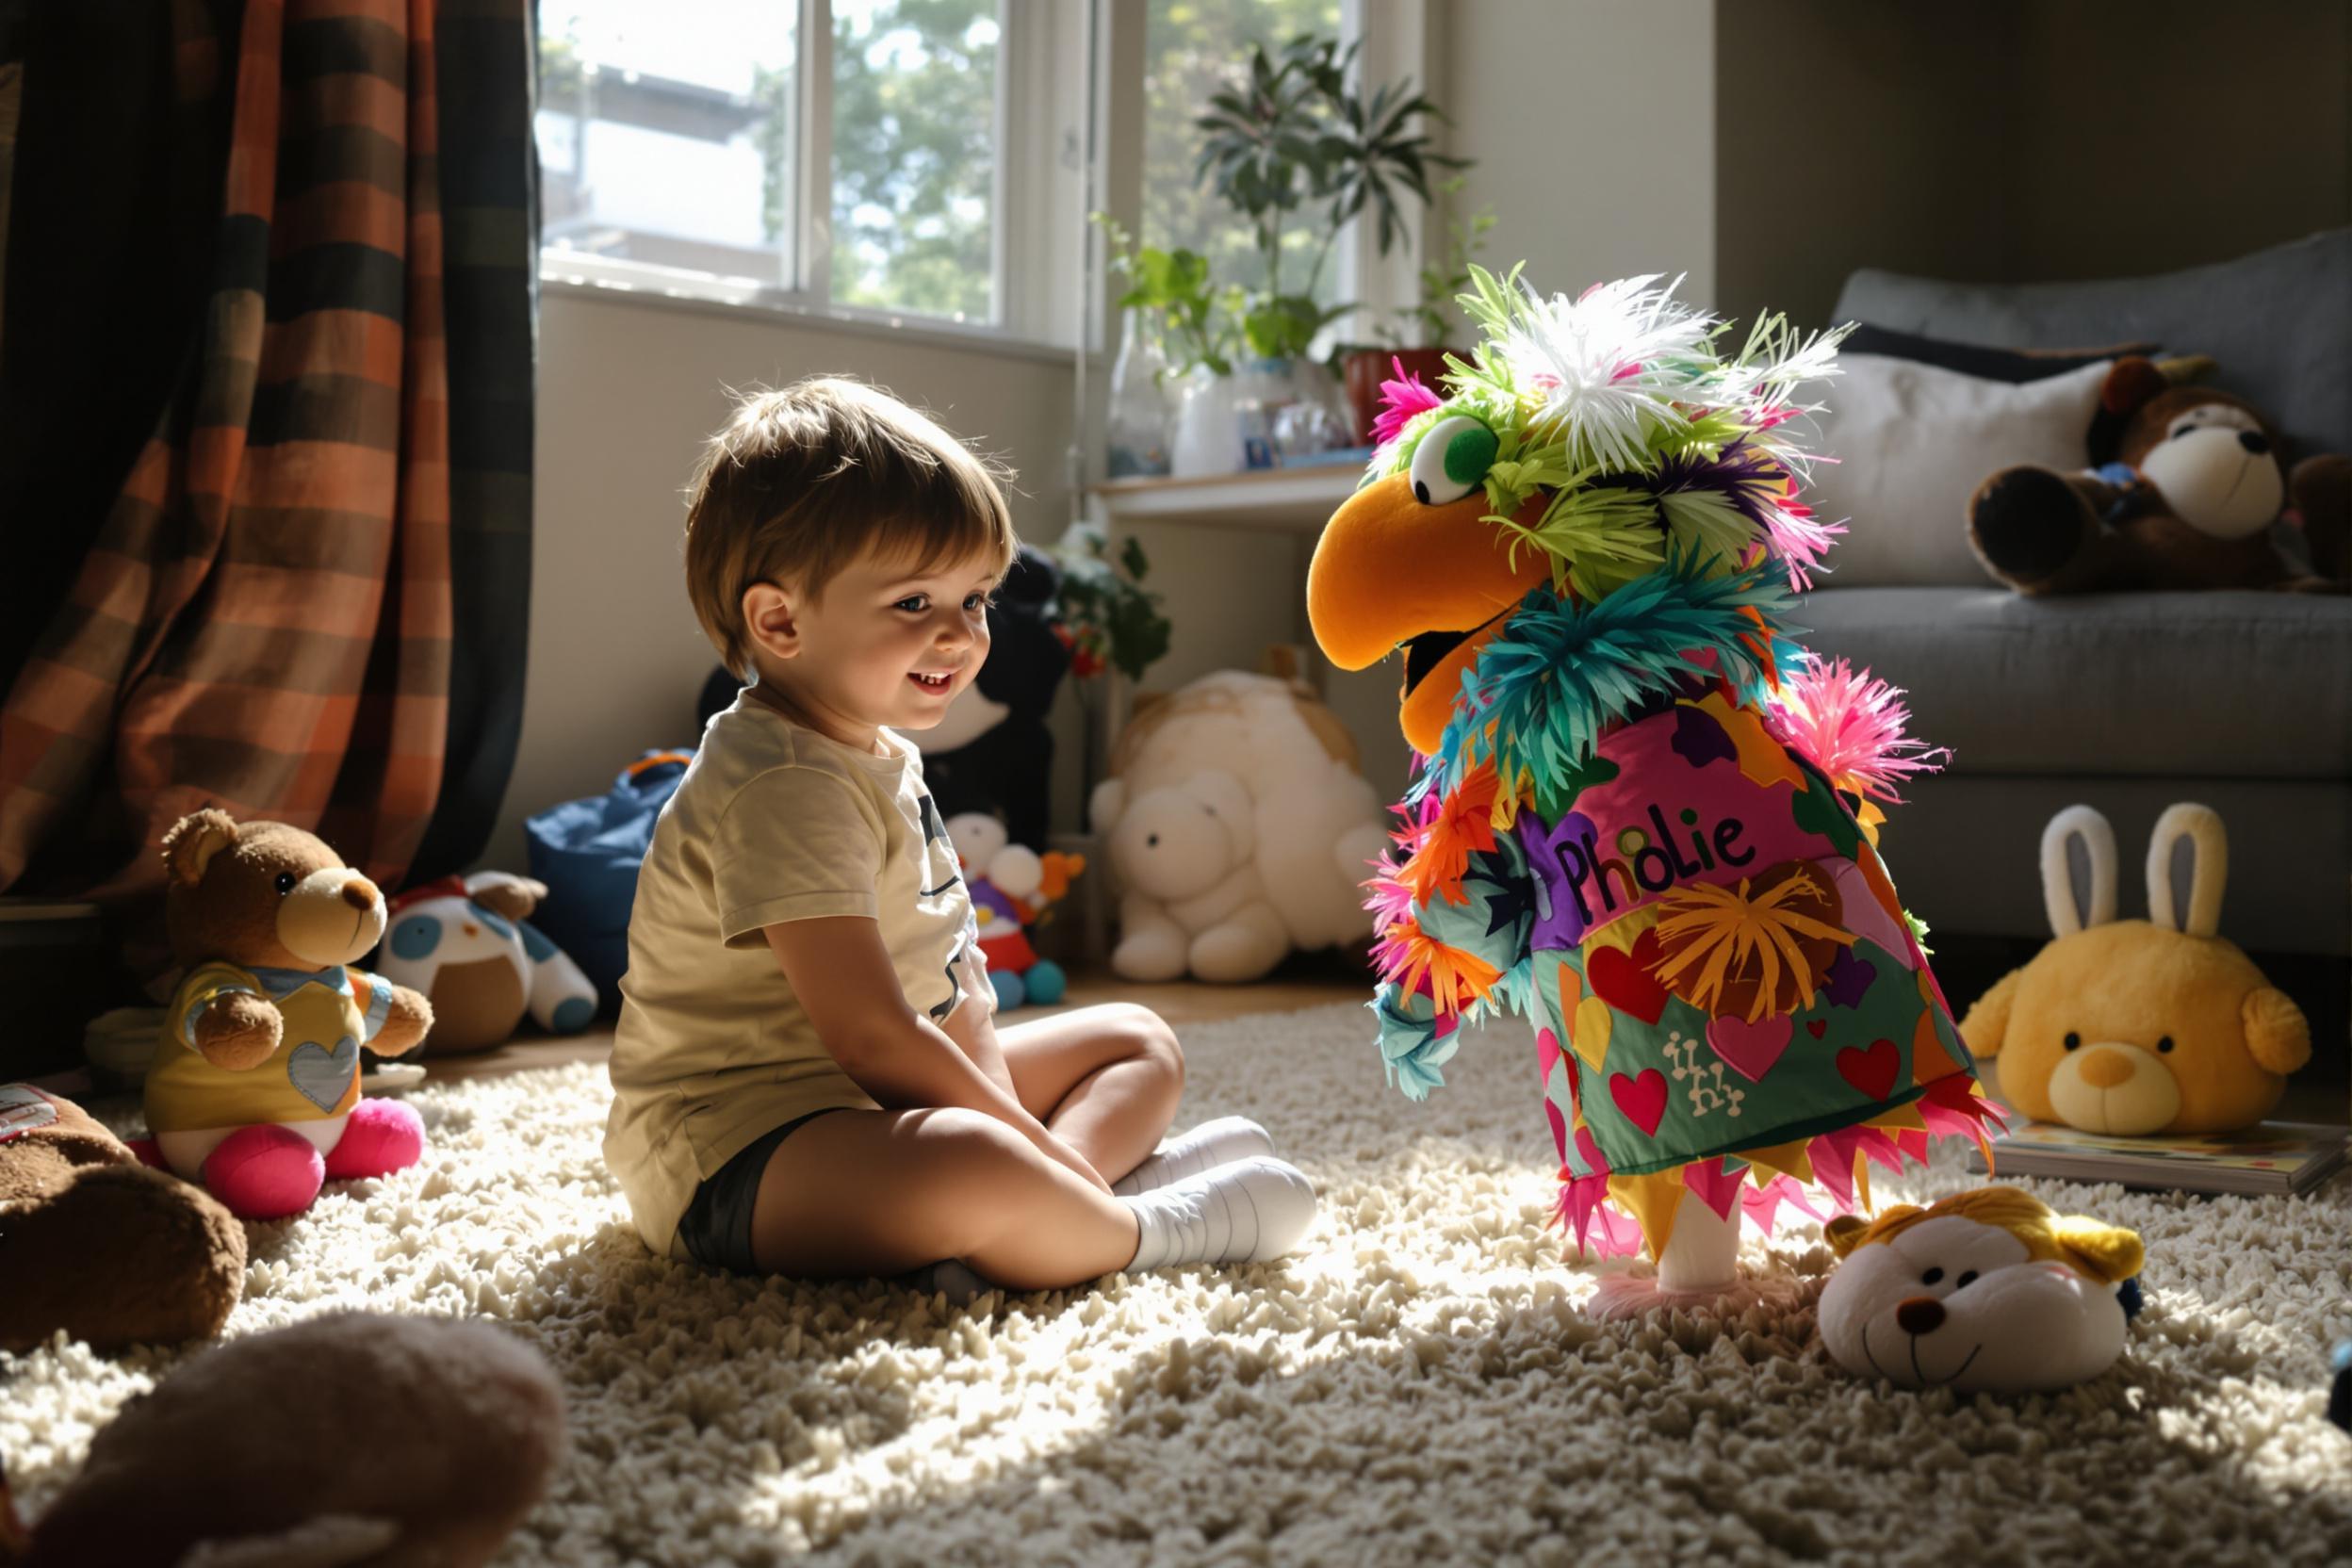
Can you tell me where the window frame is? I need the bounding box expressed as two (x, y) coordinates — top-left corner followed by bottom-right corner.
(539, 0), (1059, 348)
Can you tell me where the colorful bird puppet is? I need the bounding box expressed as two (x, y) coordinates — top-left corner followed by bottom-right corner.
(1307, 268), (2002, 1315)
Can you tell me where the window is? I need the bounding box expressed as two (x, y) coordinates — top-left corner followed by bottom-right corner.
(830, 1), (1002, 323)
(1141, 0), (1346, 304)
(537, 1), (799, 286)
(537, 1), (1025, 331)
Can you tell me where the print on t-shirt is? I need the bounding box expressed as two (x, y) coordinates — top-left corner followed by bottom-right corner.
(915, 789), (978, 1020)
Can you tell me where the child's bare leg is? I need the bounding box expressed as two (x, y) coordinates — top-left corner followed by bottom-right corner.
(997, 1003), (1184, 1186)
(744, 1106), (1139, 1290)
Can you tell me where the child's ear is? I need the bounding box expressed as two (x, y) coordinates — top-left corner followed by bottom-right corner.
(743, 581), (802, 659)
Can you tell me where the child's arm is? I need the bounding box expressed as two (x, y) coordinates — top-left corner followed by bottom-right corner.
(763, 917), (1112, 1194)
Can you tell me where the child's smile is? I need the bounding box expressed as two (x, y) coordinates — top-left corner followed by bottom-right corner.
(749, 545), (999, 751)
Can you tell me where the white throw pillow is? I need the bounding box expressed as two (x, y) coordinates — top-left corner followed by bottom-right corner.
(1801, 354), (2112, 588)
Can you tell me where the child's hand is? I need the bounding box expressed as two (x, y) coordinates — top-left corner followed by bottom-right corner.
(764, 917), (1110, 1195)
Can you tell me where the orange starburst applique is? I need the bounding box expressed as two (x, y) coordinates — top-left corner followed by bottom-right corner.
(1652, 867), (1854, 1022)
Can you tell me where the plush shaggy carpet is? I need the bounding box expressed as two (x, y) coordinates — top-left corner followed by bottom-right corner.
(6, 1003), (2349, 1565)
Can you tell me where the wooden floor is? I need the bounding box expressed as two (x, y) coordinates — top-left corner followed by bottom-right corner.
(421, 955), (1374, 1086)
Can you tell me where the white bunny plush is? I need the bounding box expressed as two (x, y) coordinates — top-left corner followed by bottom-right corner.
(1089, 671), (1390, 983)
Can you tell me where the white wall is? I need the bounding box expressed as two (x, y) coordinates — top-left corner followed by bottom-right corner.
(483, 286), (1075, 871)
(1440, 0), (1719, 308)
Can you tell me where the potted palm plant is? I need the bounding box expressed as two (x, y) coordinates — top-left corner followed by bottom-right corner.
(1191, 35), (1464, 458)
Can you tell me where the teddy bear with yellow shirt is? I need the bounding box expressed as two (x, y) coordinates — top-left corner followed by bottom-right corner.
(143, 809), (433, 1219)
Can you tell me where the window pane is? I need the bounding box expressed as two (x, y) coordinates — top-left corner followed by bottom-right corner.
(831, 0), (1000, 322)
(1144, 0), (1344, 302)
(537, 1), (796, 284)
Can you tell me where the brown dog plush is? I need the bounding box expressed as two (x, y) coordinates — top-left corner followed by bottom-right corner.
(1968, 355), (2350, 595)
(0, 1086), (244, 1352)
(1, 1312), (566, 1568)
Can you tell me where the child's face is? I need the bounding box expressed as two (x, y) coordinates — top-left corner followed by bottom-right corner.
(762, 544), (998, 744)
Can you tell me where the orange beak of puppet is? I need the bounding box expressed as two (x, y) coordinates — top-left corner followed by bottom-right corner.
(1307, 473), (1551, 755)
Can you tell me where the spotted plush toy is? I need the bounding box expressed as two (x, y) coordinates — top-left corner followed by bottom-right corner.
(1307, 268), (2004, 1314)
(375, 873), (598, 1054)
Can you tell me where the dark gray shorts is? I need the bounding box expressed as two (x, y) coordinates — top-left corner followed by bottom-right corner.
(677, 1108), (841, 1272)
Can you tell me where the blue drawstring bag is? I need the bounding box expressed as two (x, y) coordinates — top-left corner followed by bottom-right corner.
(524, 750), (694, 1014)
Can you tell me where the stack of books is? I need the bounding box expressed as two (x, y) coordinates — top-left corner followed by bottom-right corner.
(1965, 1119), (2349, 1197)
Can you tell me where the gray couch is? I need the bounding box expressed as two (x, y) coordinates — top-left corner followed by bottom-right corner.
(1795, 229), (2351, 956)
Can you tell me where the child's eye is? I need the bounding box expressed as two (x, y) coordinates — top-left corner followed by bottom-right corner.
(964, 593), (995, 612)
(894, 596), (929, 613)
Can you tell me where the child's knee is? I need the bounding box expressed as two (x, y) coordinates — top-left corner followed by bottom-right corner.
(1125, 1007), (1184, 1091)
(911, 1106), (1034, 1173)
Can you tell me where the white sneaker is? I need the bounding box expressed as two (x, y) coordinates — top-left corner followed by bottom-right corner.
(1121, 1154), (1316, 1271)
(1111, 1115), (1279, 1196)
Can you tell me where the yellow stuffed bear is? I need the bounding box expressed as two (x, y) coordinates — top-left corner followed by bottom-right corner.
(1959, 803), (2309, 1135)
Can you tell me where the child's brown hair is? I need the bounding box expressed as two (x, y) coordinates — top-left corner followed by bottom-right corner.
(683, 377), (1017, 676)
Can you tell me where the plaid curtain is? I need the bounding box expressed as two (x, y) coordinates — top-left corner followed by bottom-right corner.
(0, 0), (535, 986)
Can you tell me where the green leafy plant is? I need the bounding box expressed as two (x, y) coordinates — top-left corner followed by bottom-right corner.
(1052, 522), (1171, 684)
(1390, 177), (1495, 349)
(1094, 214), (1233, 377)
(1192, 34), (1463, 362)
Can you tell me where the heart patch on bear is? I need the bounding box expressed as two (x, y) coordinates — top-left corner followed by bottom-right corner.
(1609, 1069), (1669, 1136)
(1586, 930), (1668, 1024)
(286, 1037), (360, 1113)
(1836, 1037), (1900, 1101)
(1706, 1013), (1792, 1083)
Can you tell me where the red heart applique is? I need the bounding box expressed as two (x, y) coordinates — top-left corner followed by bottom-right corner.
(1805, 1019), (1828, 1038)
(1587, 930), (1669, 1024)
(1609, 1068), (1670, 1135)
(1837, 1037), (1900, 1100)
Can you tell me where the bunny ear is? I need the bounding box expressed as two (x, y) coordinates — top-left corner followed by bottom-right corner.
(2039, 806), (2116, 937)
(2146, 803), (2227, 937)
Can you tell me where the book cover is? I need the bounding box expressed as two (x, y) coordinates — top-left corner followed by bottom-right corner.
(1965, 1119), (2349, 1195)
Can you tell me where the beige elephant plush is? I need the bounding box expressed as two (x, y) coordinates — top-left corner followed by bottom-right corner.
(1090, 672), (1390, 983)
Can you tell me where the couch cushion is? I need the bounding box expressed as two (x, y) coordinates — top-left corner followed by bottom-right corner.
(1832, 228), (2350, 462)
(1793, 587), (2352, 779)
(1806, 355), (2112, 587)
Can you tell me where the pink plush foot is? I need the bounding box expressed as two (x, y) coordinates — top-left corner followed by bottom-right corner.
(322, 1098), (425, 1182)
(123, 1135), (167, 1171)
(204, 1124), (326, 1220)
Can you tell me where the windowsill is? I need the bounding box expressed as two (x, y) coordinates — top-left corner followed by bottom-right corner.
(538, 259), (1085, 368)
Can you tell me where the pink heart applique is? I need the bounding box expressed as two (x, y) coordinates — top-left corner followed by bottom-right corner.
(1609, 1069), (1669, 1136)
(1707, 1013), (1793, 1083)
(1837, 1037), (1901, 1100)
(1574, 1122), (1609, 1175)
(1537, 1026), (1561, 1085)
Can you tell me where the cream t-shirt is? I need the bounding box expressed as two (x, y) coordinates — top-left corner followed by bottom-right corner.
(603, 693), (989, 1259)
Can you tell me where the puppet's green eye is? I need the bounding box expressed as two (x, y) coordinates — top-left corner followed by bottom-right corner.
(1408, 416), (1497, 506)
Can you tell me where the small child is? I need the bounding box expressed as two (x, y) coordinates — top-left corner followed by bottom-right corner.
(603, 377), (1316, 1291)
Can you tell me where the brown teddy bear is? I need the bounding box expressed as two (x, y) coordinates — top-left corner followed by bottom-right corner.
(1958, 803), (2309, 1135)
(1, 1312), (566, 1568)
(1968, 355), (2350, 595)
(0, 1086), (245, 1352)
(146, 809), (434, 1220)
